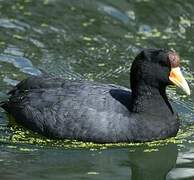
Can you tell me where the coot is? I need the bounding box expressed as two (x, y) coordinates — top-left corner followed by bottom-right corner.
(1, 49), (190, 143)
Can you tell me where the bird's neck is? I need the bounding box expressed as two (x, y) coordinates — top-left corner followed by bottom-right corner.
(131, 83), (173, 115)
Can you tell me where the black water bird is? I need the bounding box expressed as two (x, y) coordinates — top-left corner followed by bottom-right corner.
(1, 49), (190, 143)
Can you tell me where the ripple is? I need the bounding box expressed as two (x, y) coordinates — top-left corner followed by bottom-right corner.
(181, 152), (194, 159)
(3, 76), (19, 86)
(167, 168), (194, 179)
(4, 45), (24, 56)
(0, 0), (194, 179)
(0, 19), (24, 31)
(177, 152), (194, 165)
(29, 38), (45, 48)
(0, 54), (42, 76)
(98, 3), (129, 24)
(0, 18), (30, 31)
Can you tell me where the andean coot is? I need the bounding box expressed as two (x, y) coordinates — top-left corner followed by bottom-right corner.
(1, 49), (190, 143)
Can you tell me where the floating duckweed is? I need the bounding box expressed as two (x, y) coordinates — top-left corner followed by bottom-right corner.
(143, 148), (159, 153)
(0, 123), (184, 150)
(4, 115), (194, 150)
(86, 42), (91, 46)
(98, 63), (105, 67)
(89, 148), (97, 151)
(136, 42), (141, 46)
(124, 34), (134, 39)
(19, 147), (37, 152)
(19, 5), (24, 10)
(7, 145), (17, 149)
(138, 27), (161, 38)
(177, 125), (194, 140)
(89, 18), (95, 23)
(180, 95), (187, 98)
(82, 36), (92, 41)
(82, 19), (95, 27)
(140, 36), (147, 40)
(129, 149), (135, 152)
(89, 47), (95, 51)
(82, 22), (89, 27)
(13, 34), (23, 40)
(8, 127), (175, 149)
(161, 35), (169, 39)
(168, 42), (176, 46)
(93, 37), (98, 42)
(152, 30), (161, 37)
(188, 140), (194, 144)
(87, 172), (99, 175)
(180, 16), (191, 27)
(41, 23), (48, 27)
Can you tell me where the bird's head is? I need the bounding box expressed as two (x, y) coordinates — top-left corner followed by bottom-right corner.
(130, 49), (190, 95)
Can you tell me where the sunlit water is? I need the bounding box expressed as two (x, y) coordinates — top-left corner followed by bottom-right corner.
(0, 0), (194, 179)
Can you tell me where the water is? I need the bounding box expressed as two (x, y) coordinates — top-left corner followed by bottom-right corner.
(0, 0), (194, 179)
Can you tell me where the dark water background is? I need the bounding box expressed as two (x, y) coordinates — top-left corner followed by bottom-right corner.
(0, 0), (194, 179)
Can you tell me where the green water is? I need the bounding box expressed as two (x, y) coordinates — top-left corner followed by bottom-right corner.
(0, 0), (194, 179)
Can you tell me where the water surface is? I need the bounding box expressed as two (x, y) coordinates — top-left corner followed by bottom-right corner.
(0, 0), (194, 179)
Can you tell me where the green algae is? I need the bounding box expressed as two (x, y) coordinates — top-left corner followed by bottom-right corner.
(82, 36), (92, 42)
(40, 23), (48, 27)
(2, 112), (193, 151)
(4, 122), (192, 151)
(13, 34), (24, 40)
(87, 172), (100, 175)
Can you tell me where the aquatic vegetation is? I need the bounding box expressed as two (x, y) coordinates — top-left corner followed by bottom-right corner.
(0, 0), (194, 179)
(0, 116), (192, 151)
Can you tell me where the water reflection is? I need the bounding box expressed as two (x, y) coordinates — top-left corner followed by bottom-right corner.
(0, 143), (178, 180)
(167, 152), (194, 179)
(128, 144), (178, 180)
(167, 168), (194, 180)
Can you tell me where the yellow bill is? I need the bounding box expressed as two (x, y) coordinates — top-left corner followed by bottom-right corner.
(169, 67), (190, 95)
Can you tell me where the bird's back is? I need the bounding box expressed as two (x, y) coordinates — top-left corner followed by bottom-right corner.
(2, 76), (132, 142)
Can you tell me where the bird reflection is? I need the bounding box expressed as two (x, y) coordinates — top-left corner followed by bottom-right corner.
(128, 144), (178, 180)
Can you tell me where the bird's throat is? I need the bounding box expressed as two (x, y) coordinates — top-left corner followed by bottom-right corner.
(131, 85), (173, 115)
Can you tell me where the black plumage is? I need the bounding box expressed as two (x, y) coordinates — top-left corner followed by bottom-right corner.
(1, 49), (180, 143)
